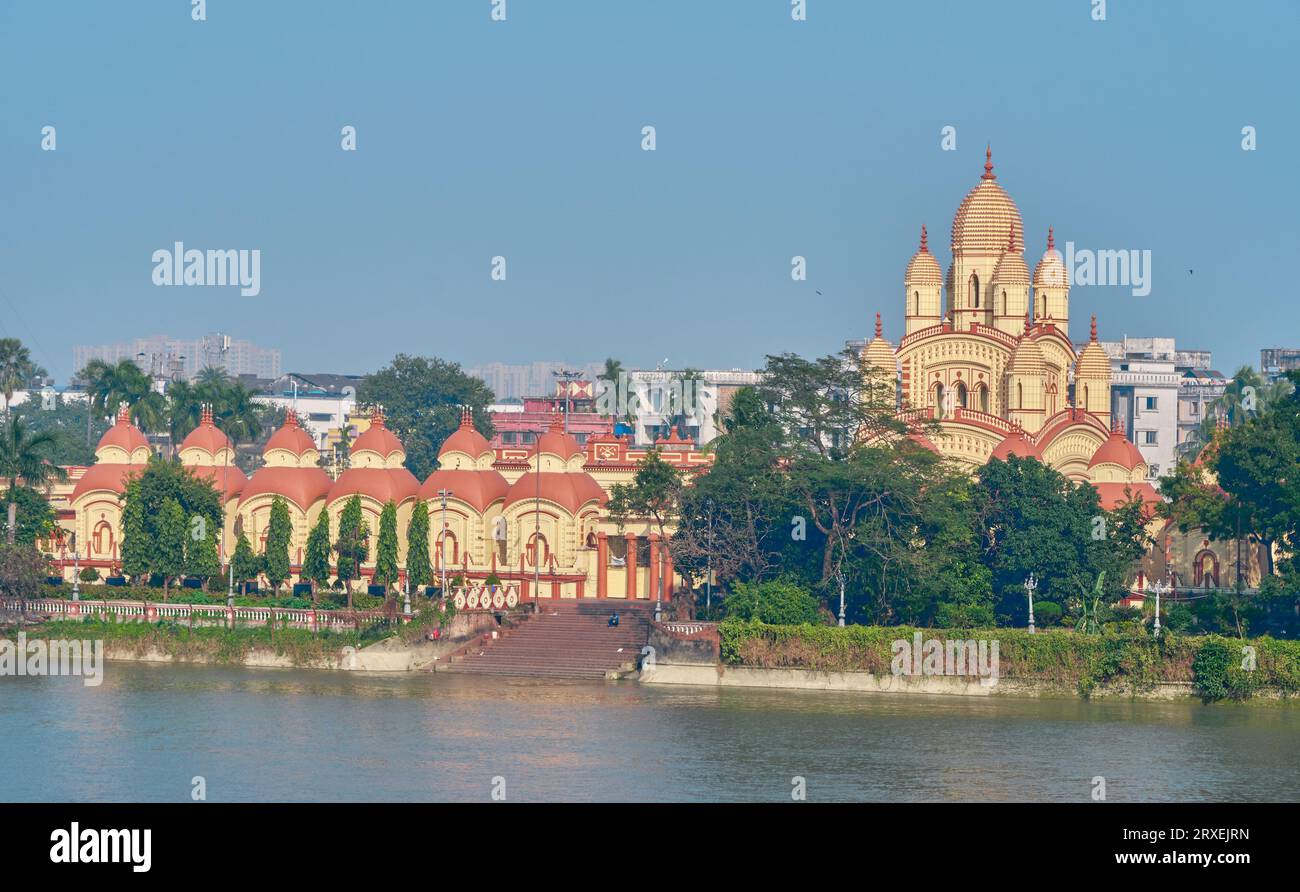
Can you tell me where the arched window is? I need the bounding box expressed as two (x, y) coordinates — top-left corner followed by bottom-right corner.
(93, 520), (114, 557)
(969, 273), (980, 309)
(1083, 384), (1090, 407)
(436, 530), (459, 568)
(1017, 382), (1024, 408)
(956, 382), (969, 409)
(1194, 549), (1220, 588)
(977, 384), (990, 413)
(526, 532), (549, 568)
(1002, 290), (1007, 315)
(933, 383), (945, 416)
(912, 290), (919, 315)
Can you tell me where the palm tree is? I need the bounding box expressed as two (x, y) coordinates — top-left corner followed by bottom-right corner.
(598, 357), (624, 418)
(0, 338), (35, 423)
(213, 379), (264, 445)
(0, 417), (67, 545)
(165, 379), (203, 455)
(131, 390), (168, 438)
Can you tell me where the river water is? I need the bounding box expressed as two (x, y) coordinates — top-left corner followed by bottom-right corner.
(2, 662), (1297, 802)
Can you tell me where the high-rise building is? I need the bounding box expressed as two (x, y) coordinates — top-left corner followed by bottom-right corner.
(72, 334), (281, 382)
(467, 361), (605, 401)
(1261, 347), (1300, 383)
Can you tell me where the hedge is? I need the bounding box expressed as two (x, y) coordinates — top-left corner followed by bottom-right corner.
(718, 618), (1300, 701)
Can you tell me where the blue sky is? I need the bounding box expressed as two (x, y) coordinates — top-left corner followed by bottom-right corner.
(1, 0), (1297, 383)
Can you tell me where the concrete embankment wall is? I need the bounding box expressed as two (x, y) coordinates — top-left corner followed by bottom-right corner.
(640, 662), (1199, 700)
(101, 612), (500, 672)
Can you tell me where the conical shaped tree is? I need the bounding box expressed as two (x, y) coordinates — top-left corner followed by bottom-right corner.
(119, 478), (151, 582)
(334, 495), (368, 609)
(373, 500), (400, 602)
(185, 513), (221, 590)
(406, 501), (432, 593)
(231, 532), (258, 596)
(302, 510), (332, 605)
(263, 495), (292, 594)
(155, 497), (188, 599)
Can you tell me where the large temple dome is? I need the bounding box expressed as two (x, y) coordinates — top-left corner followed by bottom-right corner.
(951, 147), (1024, 256)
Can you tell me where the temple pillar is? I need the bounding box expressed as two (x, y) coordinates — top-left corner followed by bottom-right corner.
(625, 533), (638, 600)
(596, 533), (608, 598)
(663, 549), (674, 601)
(648, 533), (661, 603)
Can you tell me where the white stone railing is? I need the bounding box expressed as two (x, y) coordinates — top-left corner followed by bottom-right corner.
(449, 584), (521, 611)
(0, 598), (393, 631)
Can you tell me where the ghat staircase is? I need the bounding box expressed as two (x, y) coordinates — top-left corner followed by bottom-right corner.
(439, 600), (654, 679)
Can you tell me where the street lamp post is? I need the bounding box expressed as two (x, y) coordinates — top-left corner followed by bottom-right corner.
(836, 568), (846, 628)
(71, 549), (81, 602)
(1025, 572), (1038, 634)
(437, 488), (453, 599)
(1152, 576), (1169, 639)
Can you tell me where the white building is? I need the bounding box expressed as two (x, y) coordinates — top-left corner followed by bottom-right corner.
(1098, 338), (1181, 481)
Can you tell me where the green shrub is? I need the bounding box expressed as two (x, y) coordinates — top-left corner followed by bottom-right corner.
(1192, 639), (1232, 702)
(723, 580), (821, 625)
(1033, 601), (1063, 627)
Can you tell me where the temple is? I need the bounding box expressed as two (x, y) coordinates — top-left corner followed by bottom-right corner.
(861, 148), (1159, 511)
(47, 405), (711, 600)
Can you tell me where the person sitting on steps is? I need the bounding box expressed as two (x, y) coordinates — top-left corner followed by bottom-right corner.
(608, 612), (620, 628)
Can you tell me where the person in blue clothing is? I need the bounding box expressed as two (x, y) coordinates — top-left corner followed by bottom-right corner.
(608, 612), (619, 627)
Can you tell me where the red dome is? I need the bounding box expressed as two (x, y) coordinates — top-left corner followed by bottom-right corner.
(97, 405), (150, 455)
(906, 430), (941, 454)
(180, 405), (231, 455)
(327, 467), (420, 505)
(70, 463), (143, 502)
(533, 414), (584, 461)
(991, 430), (1041, 461)
(187, 463), (247, 502)
(240, 466), (333, 511)
(504, 472), (606, 514)
(352, 406), (405, 458)
(439, 406), (492, 458)
(264, 411), (316, 456)
(1093, 481), (1161, 512)
(419, 467), (509, 512)
(1088, 424), (1145, 471)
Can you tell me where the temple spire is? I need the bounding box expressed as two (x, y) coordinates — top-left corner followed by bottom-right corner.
(1090, 314), (1098, 342)
(875, 312), (883, 339)
(919, 224), (928, 252)
(1047, 226), (1055, 252)
(981, 144), (996, 181)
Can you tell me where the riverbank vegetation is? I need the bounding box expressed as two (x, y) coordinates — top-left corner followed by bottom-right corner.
(35, 617), (366, 667)
(610, 350), (1300, 637)
(718, 617), (1300, 702)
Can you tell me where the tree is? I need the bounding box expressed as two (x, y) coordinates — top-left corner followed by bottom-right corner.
(184, 512), (221, 589)
(12, 395), (106, 465)
(597, 358), (625, 420)
(357, 355), (496, 479)
(0, 338), (35, 422)
(0, 543), (46, 611)
(334, 495), (369, 607)
(263, 496), (293, 594)
(120, 481), (150, 581)
(671, 387), (791, 594)
(302, 510), (333, 603)
(724, 579), (821, 624)
(0, 416), (67, 545)
(116, 457), (223, 584)
(0, 485), (54, 547)
(972, 456), (1148, 622)
(406, 501), (432, 592)
(154, 497), (188, 597)
(230, 533), (259, 595)
(373, 500), (400, 600)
